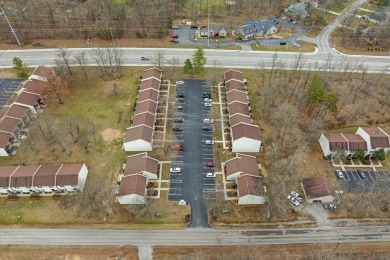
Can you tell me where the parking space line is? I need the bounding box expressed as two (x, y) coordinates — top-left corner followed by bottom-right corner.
(169, 180), (182, 183)
(341, 171), (350, 181)
(367, 171), (375, 181)
(375, 171), (383, 181)
(383, 171), (390, 181)
(349, 171), (357, 181)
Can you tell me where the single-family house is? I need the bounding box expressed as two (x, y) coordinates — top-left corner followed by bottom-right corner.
(225, 153), (259, 181)
(301, 176), (335, 203)
(356, 127), (390, 156)
(285, 2), (308, 19)
(117, 173), (148, 204)
(124, 152), (158, 180)
(235, 19), (278, 40)
(123, 125), (153, 151)
(198, 23), (228, 38)
(237, 175), (265, 205)
(231, 123), (261, 153)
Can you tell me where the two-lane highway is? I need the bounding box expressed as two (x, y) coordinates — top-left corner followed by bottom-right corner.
(1, 226), (390, 246)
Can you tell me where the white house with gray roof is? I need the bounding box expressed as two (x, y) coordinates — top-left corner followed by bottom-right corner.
(235, 19), (278, 40)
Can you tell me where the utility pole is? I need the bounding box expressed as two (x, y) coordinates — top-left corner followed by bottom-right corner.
(207, 0), (210, 48)
(109, 27), (115, 47)
(1, 7), (22, 47)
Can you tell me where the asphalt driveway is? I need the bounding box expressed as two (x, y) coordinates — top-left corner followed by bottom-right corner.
(336, 170), (390, 192)
(168, 79), (215, 228)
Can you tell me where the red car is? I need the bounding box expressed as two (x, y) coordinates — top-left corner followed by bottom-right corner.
(171, 35), (179, 38)
(169, 38), (179, 43)
(171, 144), (184, 151)
(205, 162), (215, 168)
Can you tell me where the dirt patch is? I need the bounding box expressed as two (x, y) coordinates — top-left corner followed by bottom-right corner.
(101, 128), (123, 142)
(0, 246), (138, 260)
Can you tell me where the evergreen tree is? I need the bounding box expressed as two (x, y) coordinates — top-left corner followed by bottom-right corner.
(192, 48), (206, 73)
(12, 57), (28, 79)
(183, 58), (193, 74)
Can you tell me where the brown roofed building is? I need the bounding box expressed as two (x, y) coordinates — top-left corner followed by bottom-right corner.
(229, 114), (252, 128)
(5, 104), (30, 122)
(134, 100), (157, 115)
(0, 116), (23, 135)
(139, 78), (161, 92)
(226, 90), (249, 105)
(137, 89), (159, 103)
(343, 134), (367, 152)
(32, 164), (62, 187)
(225, 81), (247, 93)
(224, 69), (244, 84)
(0, 132), (13, 156)
(21, 79), (49, 95)
(117, 173), (148, 204)
(236, 175), (265, 205)
(0, 166), (19, 189)
(9, 165), (40, 188)
(225, 153), (259, 181)
(231, 123), (261, 152)
(13, 91), (42, 108)
(132, 112), (156, 128)
(301, 176), (335, 203)
(356, 127), (390, 156)
(31, 66), (54, 80)
(318, 133), (348, 157)
(228, 102), (250, 117)
(56, 164), (87, 188)
(141, 67), (162, 81)
(124, 152), (158, 180)
(123, 125), (153, 151)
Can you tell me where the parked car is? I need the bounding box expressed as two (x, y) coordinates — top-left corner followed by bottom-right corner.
(176, 81), (184, 85)
(357, 170), (366, 179)
(176, 98), (185, 103)
(141, 56), (150, 60)
(169, 39), (179, 43)
(323, 204), (337, 210)
(191, 25), (198, 29)
(205, 162), (215, 167)
(203, 98), (212, 102)
(171, 34), (179, 38)
(290, 191), (303, 203)
(287, 194), (300, 206)
(176, 106), (183, 110)
(173, 127), (182, 131)
(172, 25), (180, 29)
(171, 144), (184, 151)
(202, 92), (211, 98)
(205, 172), (216, 178)
(205, 140), (214, 145)
(204, 102), (212, 107)
(172, 40), (179, 44)
(203, 118), (213, 123)
(170, 167), (181, 173)
(336, 170), (344, 179)
(202, 126), (212, 131)
(174, 118), (183, 123)
(176, 93), (185, 98)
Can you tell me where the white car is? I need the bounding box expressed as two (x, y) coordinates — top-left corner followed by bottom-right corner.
(205, 140), (214, 145)
(205, 172), (215, 178)
(290, 191), (303, 203)
(176, 80), (184, 85)
(203, 118), (213, 123)
(170, 167), (181, 173)
(386, 67), (390, 71)
(172, 25), (180, 29)
(204, 102), (211, 107)
(287, 194), (300, 206)
(141, 56), (150, 60)
(203, 98), (212, 102)
(336, 170), (344, 179)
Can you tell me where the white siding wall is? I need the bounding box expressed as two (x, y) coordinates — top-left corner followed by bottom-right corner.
(306, 195), (334, 204)
(356, 127), (371, 150)
(0, 148), (9, 157)
(77, 164), (89, 191)
(118, 194), (146, 205)
(143, 171), (158, 180)
(232, 138), (261, 153)
(318, 134), (331, 157)
(238, 195), (265, 205)
(123, 140), (152, 151)
(226, 172), (241, 181)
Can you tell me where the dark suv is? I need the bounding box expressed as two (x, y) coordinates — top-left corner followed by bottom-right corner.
(357, 170), (366, 179)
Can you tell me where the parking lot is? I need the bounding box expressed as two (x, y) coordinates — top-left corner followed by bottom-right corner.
(168, 79), (215, 228)
(336, 170), (390, 192)
(0, 78), (23, 110)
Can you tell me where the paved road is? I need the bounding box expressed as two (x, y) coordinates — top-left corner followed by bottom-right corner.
(1, 226), (390, 246)
(169, 79), (214, 228)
